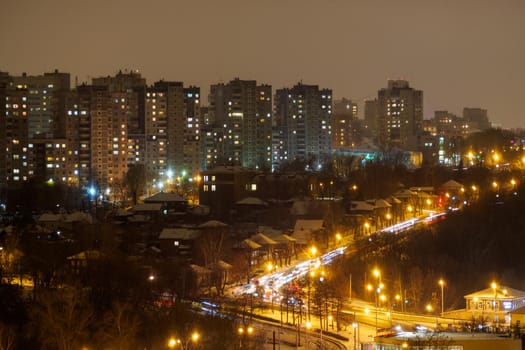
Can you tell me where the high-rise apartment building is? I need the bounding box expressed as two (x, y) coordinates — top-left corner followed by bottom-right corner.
(377, 80), (423, 151)
(273, 83), (332, 170)
(144, 85), (169, 181)
(69, 85), (129, 191)
(1, 83), (29, 186)
(12, 70), (70, 139)
(92, 71), (146, 168)
(151, 81), (185, 176)
(182, 86), (202, 176)
(208, 78), (272, 169)
(0, 73), (9, 192)
(333, 98), (358, 148)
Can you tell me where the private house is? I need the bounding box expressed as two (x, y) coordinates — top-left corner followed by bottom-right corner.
(67, 250), (103, 274)
(234, 196), (268, 222)
(292, 219), (324, 246)
(131, 203), (163, 221)
(144, 192), (188, 213)
(159, 227), (201, 260)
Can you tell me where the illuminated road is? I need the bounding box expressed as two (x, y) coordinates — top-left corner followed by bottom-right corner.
(231, 213), (446, 301)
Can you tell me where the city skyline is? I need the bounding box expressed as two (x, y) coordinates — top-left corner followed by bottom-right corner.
(1, 0), (523, 128)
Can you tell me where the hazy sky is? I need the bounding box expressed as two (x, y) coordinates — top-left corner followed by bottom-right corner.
(1, 0), (524, 128)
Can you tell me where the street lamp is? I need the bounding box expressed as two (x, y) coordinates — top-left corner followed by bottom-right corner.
(309, 246), (318, 257)
(369, 268), (383, 334)
(238, 325), (253, 349)
(439, 279), (445, 316)
(168, 331), (200, 350)
(306, 321), (312, 350)
(335, 232), (342, 247)
(385, 213), (392, 228)
(426, 304), (433, 313)
(492, 282), (498, 330)
(352, 322), (359, 350)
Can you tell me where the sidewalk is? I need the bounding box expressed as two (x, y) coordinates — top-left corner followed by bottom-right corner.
(253, 306), (375, 350)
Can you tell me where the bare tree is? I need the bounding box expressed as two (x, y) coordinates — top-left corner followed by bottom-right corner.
(125, 164), (147, 205)
(0, 322), (16, 350)
(197, 222), (228, 267)
(34, 287), (94, 350)
(102, 302), (140, 350)
(0, 232), (21, 284)
(408, 331), (452, 348)
(407, 266), (424, 312)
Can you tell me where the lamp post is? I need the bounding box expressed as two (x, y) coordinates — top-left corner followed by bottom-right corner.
(368, 268), (383, 334)
(238, 325), (253, 350)
(352, 322), (359, 350)
(305, 321), (311, 350)
(439, 279), (445, 316)
(307, 246), (318, 321)
(167, 331), (200, 350)
(335, 233), (342, 247)
(491, 282), (498, 331)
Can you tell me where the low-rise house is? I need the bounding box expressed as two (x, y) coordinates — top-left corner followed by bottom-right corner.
(131, 203), (163, 221)
(292, 219), (324, 246)
(144, 192), (188, 213)
(159, 228), (201, 260)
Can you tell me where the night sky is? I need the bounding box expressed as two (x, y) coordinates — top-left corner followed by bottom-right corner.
(1, 0), (524, 128)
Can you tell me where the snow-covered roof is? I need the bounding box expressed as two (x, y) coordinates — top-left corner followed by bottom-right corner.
(198, 220), (228, 228)
(64, 212), (92, 223)
(293, 219), (324, 233)
(250, 233), (277, 246)
(393, 189), (416, 198)
(465, 286), (525, 300)
(159, 228), (201, 240)
(210, 260), (233, 270)
(67, 250), (103, 260)
(241, 239), (262, 250)
(190, 264), (212, 275)
(441, 179), (464, 190)
(145, 192), (187, 203)
(350, 201), (375, 211)
(367, 199), (392, 209)
(271, 234), (297, 244)
(38, 213), (62, 222)
(132, 203), (163, 212)
(236, 197), (268, 206)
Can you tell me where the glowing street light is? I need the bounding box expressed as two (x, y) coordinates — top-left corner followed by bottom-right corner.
(491, 282), (498, 327)
(369, 268), (383, 334)
(238, 326), (253, 349)
(364, 222), (370, 234)
(167, 337), (178, 348)
(426, 304), (433, 313)
(168, 332), (200, 350)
